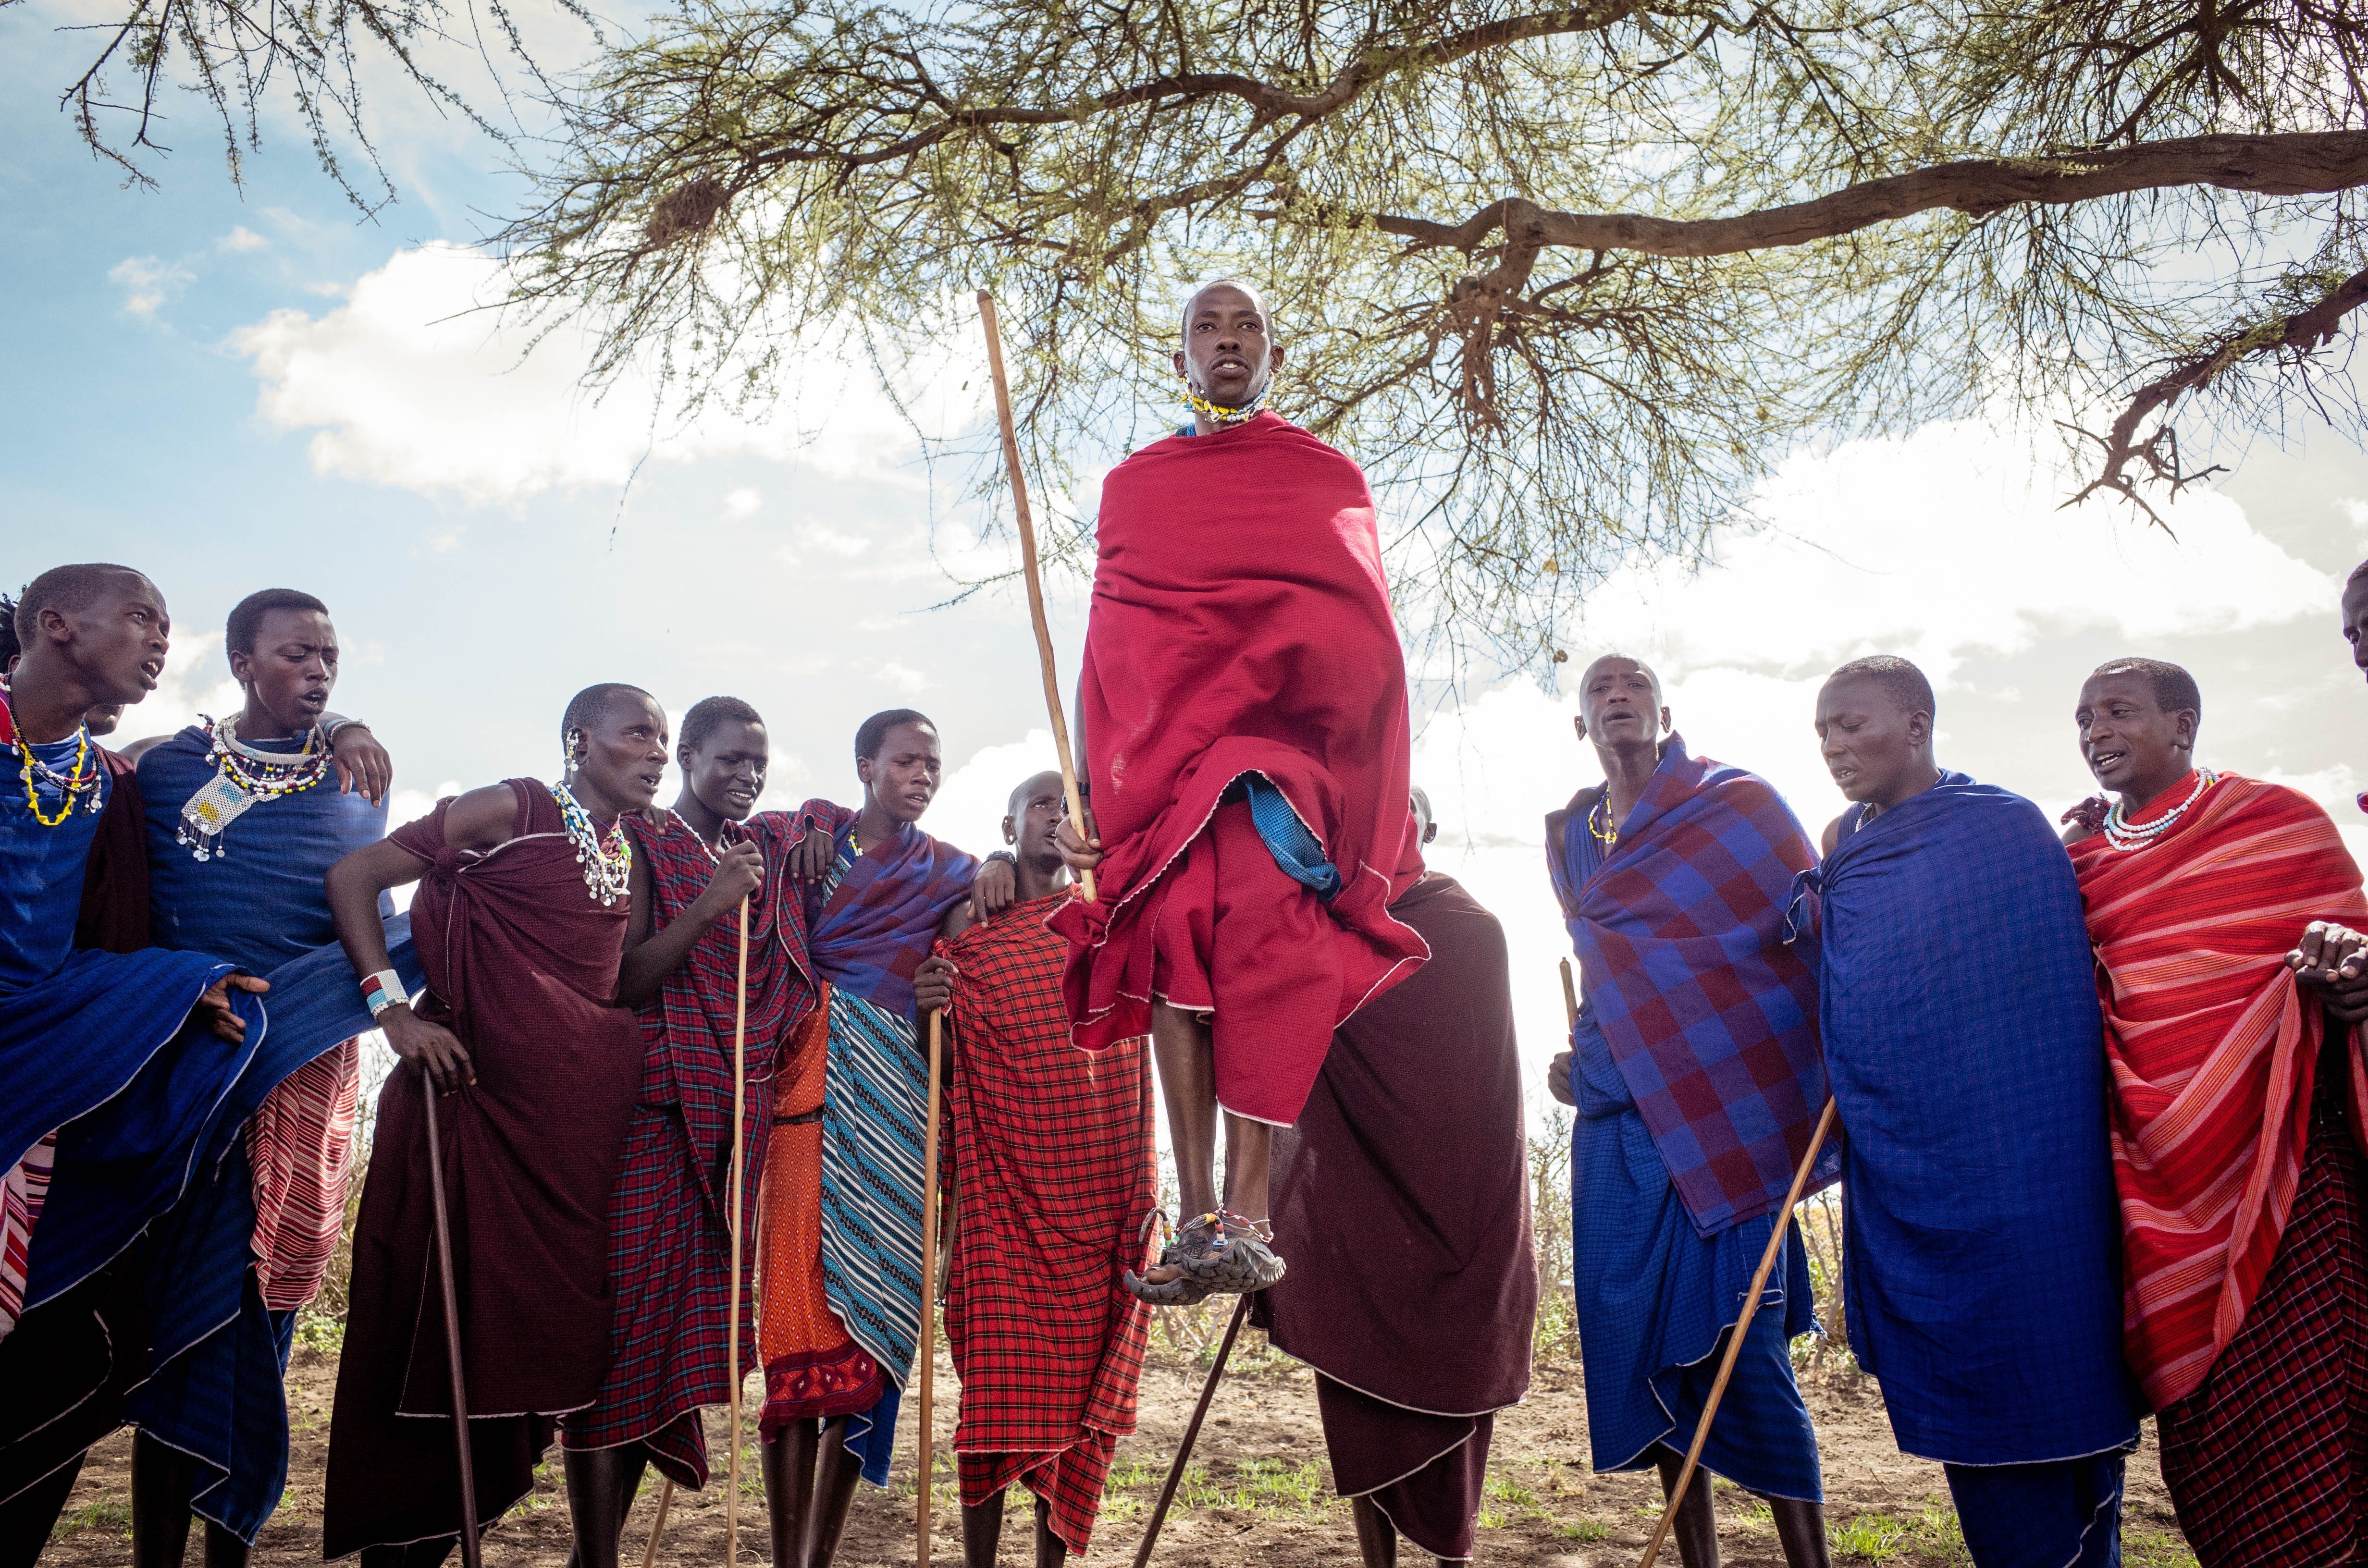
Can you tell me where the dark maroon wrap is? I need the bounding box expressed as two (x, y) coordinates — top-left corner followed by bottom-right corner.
(1252, 873), (1536, 1558)
(73, 748), (149, 954)
(323, 781), (647, 1558)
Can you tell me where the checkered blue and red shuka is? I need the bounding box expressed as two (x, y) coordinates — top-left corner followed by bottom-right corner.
(1547, 734), (1837, 1237)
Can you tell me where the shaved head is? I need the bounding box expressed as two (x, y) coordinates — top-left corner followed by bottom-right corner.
(1825, 655), (1934, 721)
(1179, 279), (1278, 345)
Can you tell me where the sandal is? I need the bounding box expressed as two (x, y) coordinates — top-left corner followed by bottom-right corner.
(1126, 1210), (1286, 1303)
(1123, 1210), (1216, 1306)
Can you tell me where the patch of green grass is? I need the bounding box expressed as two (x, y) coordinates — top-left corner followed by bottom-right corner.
(294, 1307), (345, 1355)
(2123, 1528), (2200, 1568)
(1174, 1458), (1335, 1518)
(1734, 1497), (1775, 1532)
(1831, 1512), (1910, 1561)
(1483, 1470), (1536, 1507)
(1559, 1519), (1611, 1543)
(1476, 1506), (1510, 1530)
(1103, 1455), (1159, 1493)
(49, 1494), (131, 1543)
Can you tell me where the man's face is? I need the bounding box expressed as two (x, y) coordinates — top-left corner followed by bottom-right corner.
(1574, 658), (1666, 750)
(2074, 672), (2191, 797)
(684, 718), (768, 822)
(859, 722), (944, 825)
(2343, 578), (2368, 684)
(1003, 771), (1067, 868)
(1172, 283), (1283, 409)
(578, 692), (671, 814)
(51, 573), (170, 708)
(231, 607), (338, 732)
(1814, 676), (1926, 805)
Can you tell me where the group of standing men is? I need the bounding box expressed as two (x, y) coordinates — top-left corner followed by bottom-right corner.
(1549, 577), (2368, 1568)
(5, 269), (2366, 1568)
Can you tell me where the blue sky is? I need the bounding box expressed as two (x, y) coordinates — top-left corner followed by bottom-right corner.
(8, 7), (2367, 1091)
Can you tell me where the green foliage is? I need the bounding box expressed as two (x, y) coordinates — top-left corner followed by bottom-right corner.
(473, 0), (2368, 669)
(48, 1494), (131, 1544)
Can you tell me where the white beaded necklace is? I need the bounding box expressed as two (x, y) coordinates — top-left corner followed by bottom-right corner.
(551, 780), (633, 904)
(2102, 769), (2216, 852)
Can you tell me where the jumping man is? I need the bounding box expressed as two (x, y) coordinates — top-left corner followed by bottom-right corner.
(1055, 279), (1427, 1303)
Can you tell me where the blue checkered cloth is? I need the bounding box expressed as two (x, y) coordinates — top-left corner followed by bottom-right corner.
(1945, 1455), (2127, 1568)
(1561, 819), (1824, 1500)
(1803, 773), (2142, 1468)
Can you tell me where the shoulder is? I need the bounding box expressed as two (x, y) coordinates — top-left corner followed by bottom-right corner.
(443, 781), (531, 850)
(1820, 812), (1845, 858)
(1545, 783), (1604, 847)
(134, 724), (210, 778)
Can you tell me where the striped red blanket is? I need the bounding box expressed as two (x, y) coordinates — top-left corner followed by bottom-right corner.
(2070, 771), (2368, 1407)
(248, 1034), (363, 1311)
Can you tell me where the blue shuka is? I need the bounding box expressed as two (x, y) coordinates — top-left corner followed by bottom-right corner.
(1549, 765), (1824, 1502)
(1801, 773), (2139, 1566)
(139, 723), (394, 971)
(0, 728), (272, 1518)
(113, 723), (415, 1540)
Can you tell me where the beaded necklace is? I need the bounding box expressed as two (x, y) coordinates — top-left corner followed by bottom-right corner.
(177, 714), (336, 860)
(2102, 769), (2216, 853)
(1588, 793), (1619, 849)
(553, 780), (633, 905)
(16, 727), (102, 827)
(1182, 385), (1268, 429)
(0, 681), (104, 828)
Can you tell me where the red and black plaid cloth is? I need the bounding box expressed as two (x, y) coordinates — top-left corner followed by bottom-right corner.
(943, 891), (1156, 1554)
(561, 810), (803, 1487)
(2156, 1028), (2368, 1566)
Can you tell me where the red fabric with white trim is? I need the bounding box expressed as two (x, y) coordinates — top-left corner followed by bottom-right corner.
(248, 1033), (362, 1312)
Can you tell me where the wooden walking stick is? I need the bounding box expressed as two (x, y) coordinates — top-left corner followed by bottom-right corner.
(1560, 956), (1579, 1029)
(915, 1007), (948, 1566)
(636, 1480), (675, 1568)
(727, 897), (752, 1568)
(976, 290), (1095, 904)
(420, 1084), (483, 1568)
(1129, 1293), (1252, 1568)
(1636, 1097), (1840, 1568)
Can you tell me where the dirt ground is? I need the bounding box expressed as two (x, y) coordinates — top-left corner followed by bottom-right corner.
(42, 1335), (2193, 1568)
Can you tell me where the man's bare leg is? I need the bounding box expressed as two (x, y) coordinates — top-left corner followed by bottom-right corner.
(800, 1416), (864, 1568)
(1767, 1498), (1831, 1568)
(961, 1488), (1003, 1568)
(1652, 1446), (1720, 1568)
(1143, 1004), (1274, 1287)
(1032, 1494), (1068, 1568)
(763, 1419), (819, 1568)
(1350, 1495), (1399, 1567)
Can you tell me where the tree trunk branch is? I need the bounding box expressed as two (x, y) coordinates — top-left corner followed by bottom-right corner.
(1368, 132), (2368, 257)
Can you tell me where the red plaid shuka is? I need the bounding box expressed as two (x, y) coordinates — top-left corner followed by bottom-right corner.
(944, 891), (1157, 1555)
(563, 810), (802, 1486)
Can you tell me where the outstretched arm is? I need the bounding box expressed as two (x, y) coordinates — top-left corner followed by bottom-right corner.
(617, 839), (764, 1008)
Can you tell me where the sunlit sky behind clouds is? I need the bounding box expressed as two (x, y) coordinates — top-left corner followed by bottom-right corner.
(5, 6), (2366, 1111)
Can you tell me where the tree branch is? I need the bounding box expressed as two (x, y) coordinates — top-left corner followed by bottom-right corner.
(1365, 132), (2368, 257)
(2060, 261), (2368, 524)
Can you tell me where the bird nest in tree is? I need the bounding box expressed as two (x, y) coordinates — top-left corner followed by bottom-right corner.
(643, 177), (728, 249)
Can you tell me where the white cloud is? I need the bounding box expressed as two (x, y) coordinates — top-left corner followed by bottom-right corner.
(1559, 420), (2335, 687)
(723, 487), (762, 520)
(2343, 498), (2368, 543)
(110, 256), (193, 318)
(228, 243), (989, 505)
(929, 730), (1060, 858)
(217, 226), (270, 254)
(877, 661), (931, 695)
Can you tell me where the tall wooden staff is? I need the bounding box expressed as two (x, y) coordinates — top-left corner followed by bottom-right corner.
(1130, 1293), (1252, 1568)
(1559, 957), (1579, 1030)
(420, 1087), (483, 1568)
(915, 1009), (948, 1565)
(975, 291), (1095, 903)
(727, 899), (752, 1568)
(1636, 1098), (1839, 1568)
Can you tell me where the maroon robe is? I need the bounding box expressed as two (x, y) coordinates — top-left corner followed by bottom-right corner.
(1252, 873), (1536, 1560)
(322, 782), (647, 1558)
(73, 747), (149, 954)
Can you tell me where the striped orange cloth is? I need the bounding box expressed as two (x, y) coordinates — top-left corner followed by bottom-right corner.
(2071, 772), (2368, 1407)
(247, 1033), (362, 1312)
(0, 1133), (57, 1337)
